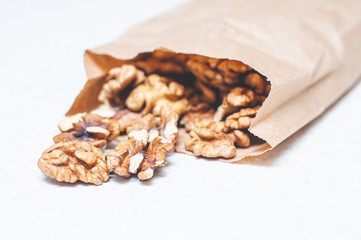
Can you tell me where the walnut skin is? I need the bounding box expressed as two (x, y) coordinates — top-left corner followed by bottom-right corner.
(38, 141), (109, 185)
(185, 128), (236, 158)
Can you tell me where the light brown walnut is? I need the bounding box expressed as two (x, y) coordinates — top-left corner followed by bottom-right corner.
(138, 110), (180, 180)
(106, 129), (149, 177)
(112, 109), (141, 132)
(99, 65), (146, 105)
(185, 128), (236, 158)
(126, 113), (158, 134)
(226, 87), (257, 107)
(138, 135), (174, 180)
(186, 59), (223, 86)
(152, 97), (188, 117)
(195, 119), (229, 133)
(38, 141), (109, 185)
(225, 106), (260, 130)
(227, 130), (251, 148)
(159, 110), (179, 141)
(180, 104), (215, 132)
(58, 112), (86, 132)
(54, 114), (121, 144)
(245, 72), (270, 95)
(125, 74), (185, 114)
(213, 87), (261, 121)
(90, 104), (116, 118)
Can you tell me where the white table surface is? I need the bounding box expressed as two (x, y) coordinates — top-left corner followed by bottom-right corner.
(1, 1), (361, 239)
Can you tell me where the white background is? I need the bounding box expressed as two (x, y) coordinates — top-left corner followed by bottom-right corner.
(1, 0), (361, 239)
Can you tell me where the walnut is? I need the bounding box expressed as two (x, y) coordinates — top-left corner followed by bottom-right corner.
(186, 59), (223, 86)
(245, 73), (269, 95)
(98, 65), (145, 105)
(160, 111), (179, 141)
(187, 58), (253, 89)
(152, 48), (188, 64)
(106, 129), (149, 177)
(108, 107), (179, 180)
(138, 136), (173, 180)
(112, 109), (141, 132)
(138, 110), (179, 180)
(227, 130), (251, 148)
(54, 114), (121, 143)
(90, 104), (116, 118)
(185, 128), (236, 158)
(213, 87), (260, 121)
(126, 113), (158, 134)
(180, 104), (215, 132)
(213, 100), (237, 122)
(195, 80), (217, 104)
(125, 74), (185, 114)
(38, 141), (109, 185)
(189, 55), (222, 68)
(217, 60), (252, 78)
(152, 97), (188, 117)
(195, 119), (228, 133)
(226, 87), (257, 107)
(58, 112), (86, 132)
(133, 58), (184, 75)
(225, 106), (260, 130)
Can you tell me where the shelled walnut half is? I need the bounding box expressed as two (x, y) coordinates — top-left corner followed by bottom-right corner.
(38, 141), (109, 185)
(185, 128), (236, 158)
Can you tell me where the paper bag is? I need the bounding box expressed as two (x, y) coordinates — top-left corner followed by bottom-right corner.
(67, 0), (361, 162)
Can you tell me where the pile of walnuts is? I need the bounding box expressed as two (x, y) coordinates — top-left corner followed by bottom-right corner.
(38, 49), (270, 185)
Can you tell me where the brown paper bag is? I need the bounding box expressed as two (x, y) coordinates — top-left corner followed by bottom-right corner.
(66, 0), (361, 162)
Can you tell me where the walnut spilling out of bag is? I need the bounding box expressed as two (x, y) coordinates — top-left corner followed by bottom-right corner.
(54, 113), (120, 146)
(107, 129), (149, 177)
(185, 128), (236, 158)
(107, 108), (179, 180)
(38, 141), (109, 185)
(39, 49), (271, 184)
